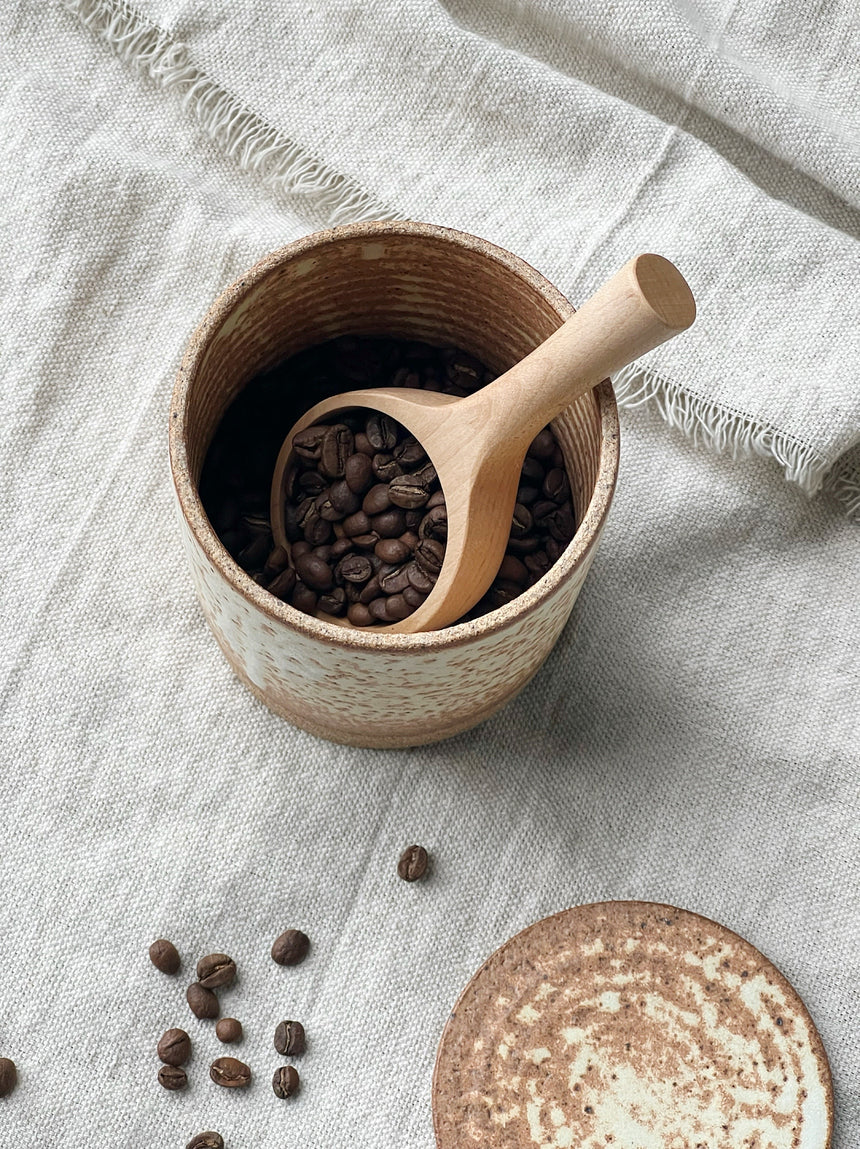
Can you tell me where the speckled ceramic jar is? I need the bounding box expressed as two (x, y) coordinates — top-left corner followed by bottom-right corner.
(169, 221), (619, 748)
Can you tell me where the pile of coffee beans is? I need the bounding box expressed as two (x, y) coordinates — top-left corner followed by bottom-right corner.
(149, 929), (310, 1139)
(200, 337), (577, 626)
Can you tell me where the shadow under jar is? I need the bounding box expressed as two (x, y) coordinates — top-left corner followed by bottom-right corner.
(170, 221), (619, 748)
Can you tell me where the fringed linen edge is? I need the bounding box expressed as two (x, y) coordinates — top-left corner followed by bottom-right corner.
(64, 0), (405, 226)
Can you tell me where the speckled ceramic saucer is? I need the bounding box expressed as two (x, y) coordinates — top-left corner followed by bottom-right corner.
(432, 902), (832, 1149)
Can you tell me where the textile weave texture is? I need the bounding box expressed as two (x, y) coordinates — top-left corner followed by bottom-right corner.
(0, 3), (858, 1147)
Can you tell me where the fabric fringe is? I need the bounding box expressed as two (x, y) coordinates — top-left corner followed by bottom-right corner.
(64, 0), (404, 226)
(613, 364), (860, 519)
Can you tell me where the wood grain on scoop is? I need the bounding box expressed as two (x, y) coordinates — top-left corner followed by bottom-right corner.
(432, 902), (832, 1149)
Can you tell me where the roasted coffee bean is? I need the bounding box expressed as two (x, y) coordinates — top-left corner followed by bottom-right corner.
(485, 581), (520, 609)
(345, 451), (374, 493)
(197, 953), (236, 989)
(389, 475), (429, 509)
(274, 1020), (306, 1056)
(527, 428), (556, 460)
(158, 1064), (187, 1091)
(264, 545), (289, 576)
(318, 588), (347, 616)
(370, 509), (407, 538)
(546, 503), (576, 543)
(426, 488), (446, 509)
(210, 1057), (251, 1089)
(418, 505), (447, 541)
(0, 1058), (17, 1098)
(372, 453), (402, 481)
(298, 469), (327, 495)
(271, 928), (310, 966)
(379, 565), (411, 594)
(272, 1066), (300, 1099)
(398, 844), (429, 881)
(393, 435), (426, 466)
(402, 586), (427, 608)
(314, 490), (341, 522)
(414, 461), (438, 487)
(543, 467), (570, 502)
(510, 503), (533, 538)
(531, 499), (557, 525)
(516, 485), (540, 506)
(359, 575), (383, 604)
(329, 536), (354, 560)
(525, 551), (551, 581)
(375, 538), (411, 565)
(385, 593), (412, 620)
(291, 582), (318, 613)
(295, 553), (334, 592)
(352, 531), (381, 551)
(300, 507), (331, 547)
(505, 535), (541, 555)
(342, 510), (370, 537)
(337, 554), (373, 583)
(187, 982), (219, 1020)
(406, 563), (435, 593)
(319, 424), (354, 478)
(268, 567), (297, 600)
(347, 602), (374, 626)
(328, 479), (360, 516)
(293, 425), (326, 460)
(354, 431), (374, 456)
(366, 412), (398, 451)
(498, 554), (529, 585)
(368, 597), (393, 622)
(291, 540), (311, 559)
(415, 538), (444, 578)
(186, 1133), (224, 1149)
(215, 1018), (243, 1044)
(546, 537), (563, 563)
(362, 483), (392, 515)
(521, 456), (545, 484)
(238, 532), (271, 570)
(149, 938), (180, 975)
(157, 1028), (191, 1066)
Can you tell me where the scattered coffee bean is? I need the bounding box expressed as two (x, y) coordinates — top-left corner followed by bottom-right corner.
(0, 1058), (16, 1098)
(187, 982), (220, 1020)
(158, 1064), (188, 1091)
(196, 953), (237, 989)
(215, 1018), (243, 1044)
(149, 938), (180, 975)
(271, 929), (310, 966)
(274, 1020), (306, 1057)
(397, 844), (429, 882)
(210, 1057), (251, 1089)
(186, 1134), (224, 1149)
(157, 1028), (191, 1067)
(272, 1065), (300, 1099)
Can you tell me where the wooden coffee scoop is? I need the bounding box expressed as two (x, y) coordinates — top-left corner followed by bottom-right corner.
(271, 254), (695, 633)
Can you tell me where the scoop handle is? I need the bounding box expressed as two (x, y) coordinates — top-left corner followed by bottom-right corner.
(472, 254), (695, 448)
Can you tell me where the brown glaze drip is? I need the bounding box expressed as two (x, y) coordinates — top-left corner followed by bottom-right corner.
(432, 902), (832, 1149)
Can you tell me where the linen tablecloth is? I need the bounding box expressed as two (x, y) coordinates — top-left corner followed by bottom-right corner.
(1, 2), (858, 1146)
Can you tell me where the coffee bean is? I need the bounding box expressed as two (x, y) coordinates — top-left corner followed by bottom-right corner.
(187, 982), (219, 1020)
(498, 555), (529, 585)
(264, 544), (289, 576)
(376, 538), (411, 565)
(415, 538), (444, 578)
(290, 582), (318, 613)
(370, 508), (407, 538)
(319, 424), (354, 478)
(505, 535), (541, 555)
(267, 567), (297, 600)
(293, 425), (326, 460)
(426, 488), (446, 509)
(406, 563), (435, 594)
(354, 431), (374, 456)
(328, 479), (360, 516)
(158, 1064), (187, 1091)
(197, 953), (236, 989)
(314, 490), (341, 522)
(294, 553), (334, 592)
(527, 428), (555, 460)
(186, 1133), (224, 1149)
(389, 475), (430, 509)
(418, 505), (447, 541)
(393, 436), (425, 466)
(318, 587), (347, 616)
(525, 551), (551, 580)
(385, 593), (412, 620)
(347, 602), (374, 625)
(344, 451), (374, 493)
(542, 467), (570, 502)
(521, 456), (545, 484)
(510, 503), (533, 538)
(342, 510), (370, 537)
(546, 537), (563, 563)
(291, 540), (311, 559)
(272, 1066), (300, 1099)
(157, 1028), (191, 1066)
(366, 412), (398, 451)
(368, 597), (393, 622)
(402, 586), (427, 608)
(237, 532), (271, 570)
(531, 499), (557, 525)
(0, 1058), (17, 1098)
(272, 929), (310, 966)
(372, 453), (402, 481)
(546, 503), (576, 543)
(398, 844), (429, 881)
(215, 1018), (243, 1044)
(298, 469), (327, 495)
(362, 483), (392, 515)
(329, 536), (354, 560)
(210, 1057), (251, 1089)
(516, 484), (540, 506)
(149, 938), (180, 975)
(274, 1020), (306, 1056)
(337, 554), (373, 583)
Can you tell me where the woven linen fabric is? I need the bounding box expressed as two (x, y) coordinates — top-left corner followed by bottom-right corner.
(1, 3), (858, 1148)
(67, 0), (860, 511)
